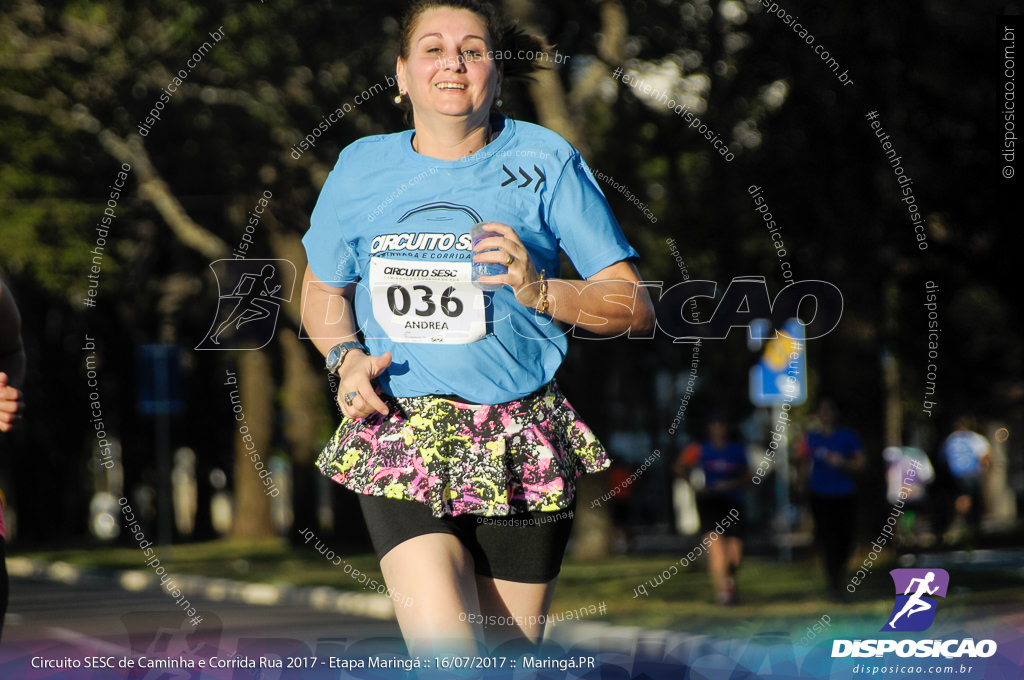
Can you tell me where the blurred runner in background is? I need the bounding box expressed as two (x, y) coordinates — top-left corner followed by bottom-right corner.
(882, 442), (935, 546)
(797, 399), (865, 602)
(940, 416), (991, 544)
(675, 412), (748, 605)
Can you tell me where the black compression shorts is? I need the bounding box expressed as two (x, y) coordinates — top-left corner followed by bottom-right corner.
(358, 494), (576, 583)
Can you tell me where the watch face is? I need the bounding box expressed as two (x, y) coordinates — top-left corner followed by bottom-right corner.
(326, 345), (341, 369)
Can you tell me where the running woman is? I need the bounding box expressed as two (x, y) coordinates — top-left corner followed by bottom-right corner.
(300, 0), (655, 656)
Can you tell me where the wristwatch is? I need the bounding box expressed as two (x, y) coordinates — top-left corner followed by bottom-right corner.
(325, 341), (366, 375)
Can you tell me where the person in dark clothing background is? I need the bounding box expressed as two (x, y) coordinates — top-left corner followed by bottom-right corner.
(0, 275), (27, 640)
(797, 399), (865, 601)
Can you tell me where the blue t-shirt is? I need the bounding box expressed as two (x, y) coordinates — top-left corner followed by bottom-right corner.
(302, 115), (638, 403)
(804, 428), (862, 496)
(699, 442), (747, 503)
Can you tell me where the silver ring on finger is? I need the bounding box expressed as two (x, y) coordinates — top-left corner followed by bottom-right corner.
(343, 391), (358, 406)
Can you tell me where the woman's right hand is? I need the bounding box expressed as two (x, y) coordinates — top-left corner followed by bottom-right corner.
(337, 351), (393, 419)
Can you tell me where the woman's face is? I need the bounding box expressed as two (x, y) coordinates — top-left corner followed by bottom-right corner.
(397, 7), (501, 124)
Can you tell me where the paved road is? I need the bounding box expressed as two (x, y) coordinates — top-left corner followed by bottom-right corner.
(1, 576), (610, 678)
(4, 568), (1023, 680)
(3, 576), (405, 675)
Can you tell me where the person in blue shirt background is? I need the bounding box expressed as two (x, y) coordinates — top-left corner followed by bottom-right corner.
(797, 398), (865, 601)
(939, 416), (991, 543)
(675, 411), (749, 605)
(300, 0), (655, 656)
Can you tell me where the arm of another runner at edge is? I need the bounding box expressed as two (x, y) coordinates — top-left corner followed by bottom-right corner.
(0, 278), (27, 432)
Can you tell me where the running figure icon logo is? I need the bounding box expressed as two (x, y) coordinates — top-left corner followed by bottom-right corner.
(196, 259), (296, 350)
(881, 568), (949, 632)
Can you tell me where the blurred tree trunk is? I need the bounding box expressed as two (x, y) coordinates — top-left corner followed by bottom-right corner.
(507, 0), (631, 559)
(269, 217), (327, 539)
(231, 349), (275, 539)
(883, 278), (902, 447)
(279, 327), (324, 538)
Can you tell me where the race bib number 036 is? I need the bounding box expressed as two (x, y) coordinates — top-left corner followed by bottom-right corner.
(369, 258), (487, 344)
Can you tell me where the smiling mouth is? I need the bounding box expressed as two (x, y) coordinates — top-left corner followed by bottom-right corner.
(435, 82), (467, 91)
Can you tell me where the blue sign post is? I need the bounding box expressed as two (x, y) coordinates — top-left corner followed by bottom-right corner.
(749, 319), (807, 561)
(138, 345), (184, 549)
(139, 345), (184, 415)
(749, 318), (807, 407)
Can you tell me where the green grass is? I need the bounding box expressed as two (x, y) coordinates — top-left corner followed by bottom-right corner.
(12, 539), (383, 590)
(554, 553), (1023, 637)
(12, 541), (1022, 638)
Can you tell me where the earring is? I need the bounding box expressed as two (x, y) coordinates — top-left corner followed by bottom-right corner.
(394, 91), (405, 104)
(495, 98), (503, 107)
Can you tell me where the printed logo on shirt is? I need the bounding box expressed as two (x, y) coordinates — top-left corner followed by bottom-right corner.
(369, 202), (479, 259)
(367, 202), (489, 343)
(501, 164), (547, 192)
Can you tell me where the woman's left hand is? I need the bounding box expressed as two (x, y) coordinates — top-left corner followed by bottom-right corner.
(471, 222), (543, 309)
(472, 225), (656, 335)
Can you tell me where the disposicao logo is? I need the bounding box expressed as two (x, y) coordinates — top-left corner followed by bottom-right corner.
(832, 568), (997, 659)
(196, 259), (296, 351)
(882, 568), (949, 632)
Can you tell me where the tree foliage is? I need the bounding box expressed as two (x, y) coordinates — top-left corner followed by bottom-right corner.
(0, 0), (1014, 543)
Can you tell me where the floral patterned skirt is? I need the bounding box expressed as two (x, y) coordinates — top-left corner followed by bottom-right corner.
(316, 381), (609, 517)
